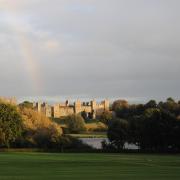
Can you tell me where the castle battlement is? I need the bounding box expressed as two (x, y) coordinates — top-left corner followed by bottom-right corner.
(33, 99), (110, 119)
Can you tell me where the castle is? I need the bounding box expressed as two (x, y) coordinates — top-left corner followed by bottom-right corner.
(33, 99), (110, 119)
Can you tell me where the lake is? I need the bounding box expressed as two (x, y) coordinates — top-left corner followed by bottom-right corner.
(80, 138), (139, 150)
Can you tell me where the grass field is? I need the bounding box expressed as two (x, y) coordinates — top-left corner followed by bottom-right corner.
(0, 153), (180, 180)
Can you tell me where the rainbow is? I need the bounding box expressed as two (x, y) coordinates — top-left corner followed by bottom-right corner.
(1, 1), (42, 93)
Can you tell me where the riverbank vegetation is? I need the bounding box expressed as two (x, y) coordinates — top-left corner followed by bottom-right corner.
(104, 98), (180, 153)
(0, 101), (92, 151)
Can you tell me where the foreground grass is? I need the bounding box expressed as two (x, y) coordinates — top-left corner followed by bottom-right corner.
(0, 153), (180, 180)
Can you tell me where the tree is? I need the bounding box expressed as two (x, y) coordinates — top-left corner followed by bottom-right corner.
(167, 97), (175, 103)
(138, 108), (176, 152)
(19, 101), (33, 109)
(158, 97), (180, 116)
(65, 114), (86, 133)
(21, 108), (62, 131)
(34, 125), (62, 149)
(19, 108), (62, 148)
(145, 100), (157, 109)
(128, 115), (144, 147)
(0, 102), (23, 147)
(107, 119), (129, 150)
(112, 100), (128, 111)
(99, 110), (113, 125)
(105, 98), (180, 152)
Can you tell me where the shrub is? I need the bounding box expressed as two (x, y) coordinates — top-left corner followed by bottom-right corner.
(99, 110), (113, 125)
(65, 114), (86, 133)
(58, 135), (93, 152)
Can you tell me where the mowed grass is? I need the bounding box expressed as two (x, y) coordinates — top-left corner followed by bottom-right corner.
(0, 153), (180, 180)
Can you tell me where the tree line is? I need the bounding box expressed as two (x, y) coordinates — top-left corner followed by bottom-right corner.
(1, 97), (180, 153)
(103, 98), (180, 152)
(0, 100), (91, 151)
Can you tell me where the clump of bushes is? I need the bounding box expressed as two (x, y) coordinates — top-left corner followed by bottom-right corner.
(99, 110), (113, 125)
(57, 135), (93, 152)
(65, 114), (86, 133)
(14, 108), (62, 148)
(21, 108), (62, 135)
(12, 109), (92, 151)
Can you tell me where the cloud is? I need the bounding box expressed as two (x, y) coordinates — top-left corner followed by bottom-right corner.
(43, 40), (60, 51)
(0, 0), (180, 102)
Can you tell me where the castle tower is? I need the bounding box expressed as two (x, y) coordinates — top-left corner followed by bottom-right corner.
(65, 100), (69, 106)
(53, 104), (60, 118)
(41, 102), (46, 114)
(104, 99), (110, 111)
(33, 102), (36, 108)
(42, 103), (52, 118)
(37, 102), (42, 112)
(74, 100), (82, 114)
(91, 100), (97, 119)
(91, 100), (96, 110)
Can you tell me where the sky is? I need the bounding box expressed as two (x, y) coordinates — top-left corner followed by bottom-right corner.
(0, 0), (180, 103)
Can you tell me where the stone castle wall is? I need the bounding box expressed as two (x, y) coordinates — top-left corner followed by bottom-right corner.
(33, 99), (110, 118)
(53, 104), (74, 118)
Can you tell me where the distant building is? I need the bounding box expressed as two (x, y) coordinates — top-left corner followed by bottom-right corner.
(33, 99), (110, 118)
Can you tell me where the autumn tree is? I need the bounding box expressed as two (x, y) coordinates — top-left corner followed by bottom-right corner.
(65, 114), (86, 133)
(0, 102), (23, 147)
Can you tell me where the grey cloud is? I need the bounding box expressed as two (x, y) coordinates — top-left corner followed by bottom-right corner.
(0, 0), (180, 102)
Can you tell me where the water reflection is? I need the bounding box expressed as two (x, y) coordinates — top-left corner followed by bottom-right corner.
(80, 138), (138, 150)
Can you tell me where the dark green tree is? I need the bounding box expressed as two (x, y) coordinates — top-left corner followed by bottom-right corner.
(138, 108), (176, 152)
(145, 100), (157, 109)
(107, 119), (129, 150)
(112, 100), (128, 111)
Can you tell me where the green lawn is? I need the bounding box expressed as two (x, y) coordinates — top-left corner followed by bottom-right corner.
(0, 153), (180, 180)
